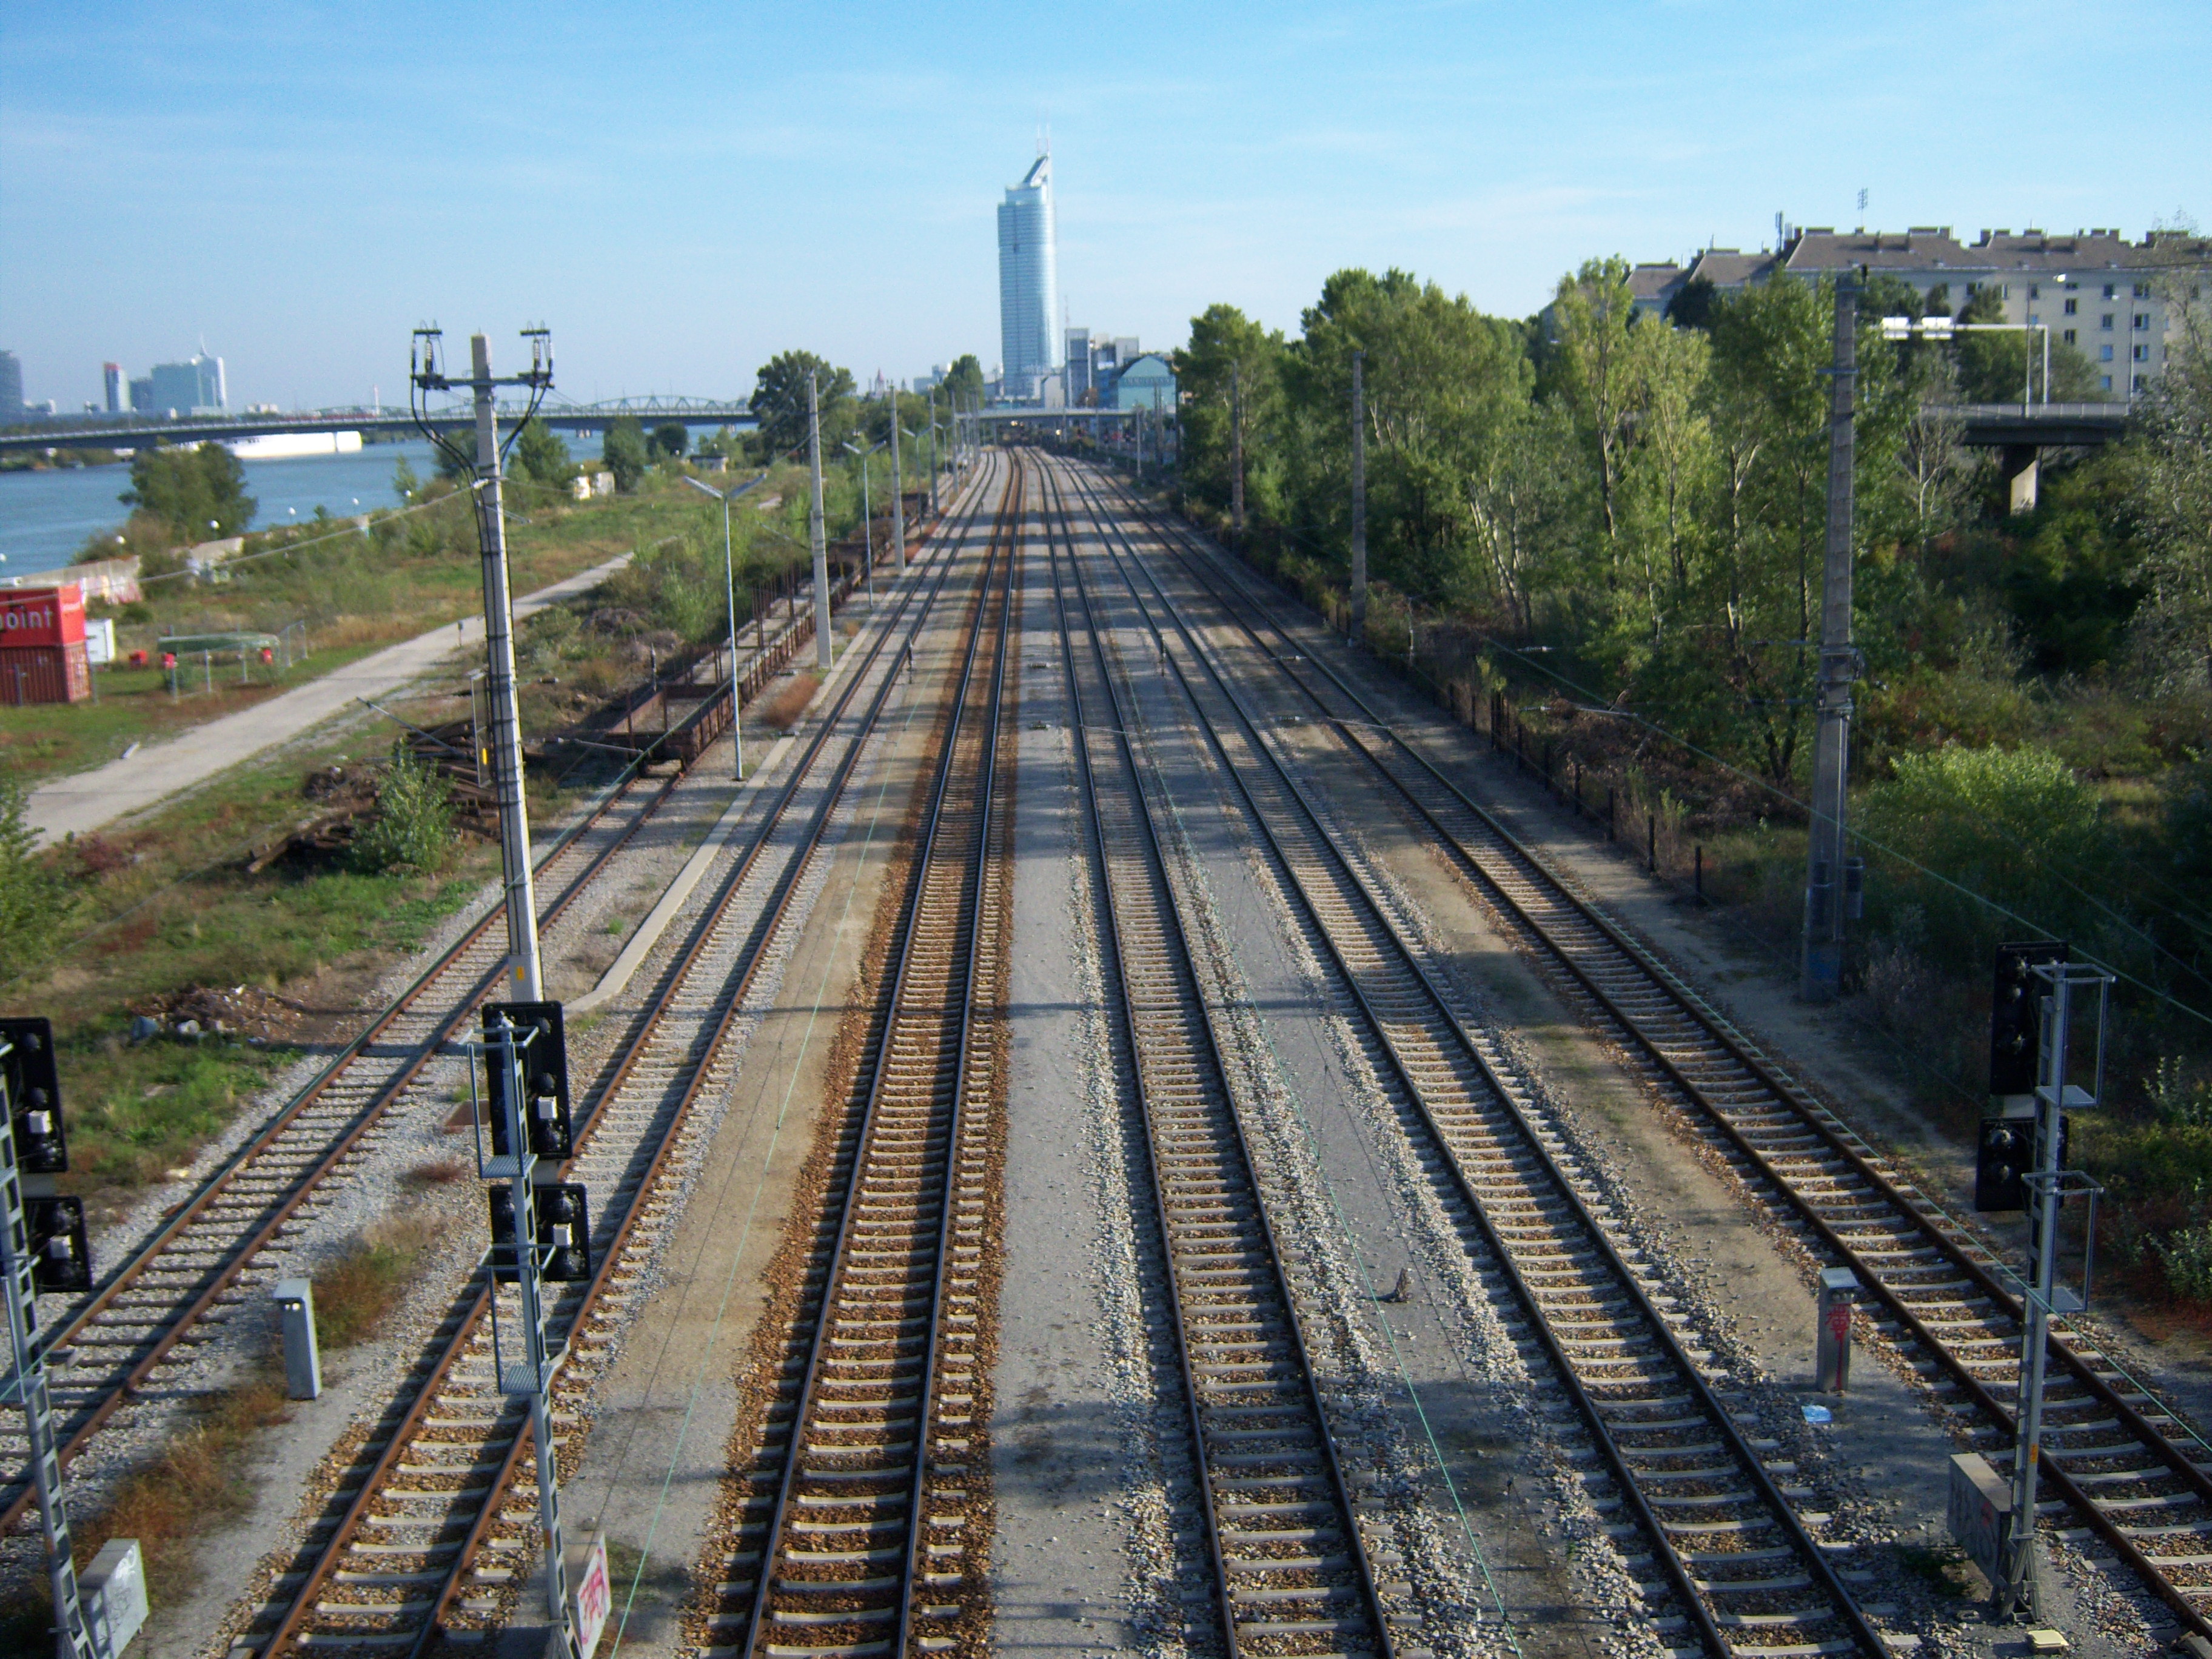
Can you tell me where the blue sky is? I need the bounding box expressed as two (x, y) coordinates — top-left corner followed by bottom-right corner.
(3, 2), (2204, 411)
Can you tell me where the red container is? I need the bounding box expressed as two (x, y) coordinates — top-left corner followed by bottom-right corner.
(0, 586), (85, 649)
(0, 643), (92, 705)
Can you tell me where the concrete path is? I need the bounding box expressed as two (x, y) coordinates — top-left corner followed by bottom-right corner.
(27, 552), (633, 844)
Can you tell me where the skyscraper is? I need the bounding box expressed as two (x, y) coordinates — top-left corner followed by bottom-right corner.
(144, 352), (225, 415)
(0, 351), (22, 420)
(103, 363), (124, 414)
(996, 153), (1058, 403)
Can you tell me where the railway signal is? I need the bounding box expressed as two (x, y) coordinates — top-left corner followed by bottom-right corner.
(0, 1019), (123, 1659)
(482, 1001), (572, 1161)
(468, 1002), (591, 1655)
(1988, 951), (2111, 1621)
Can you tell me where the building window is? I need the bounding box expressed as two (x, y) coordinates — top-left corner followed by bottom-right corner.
(2102, 283), (2117, 299)
(2064, 298), (2077, 315)
(2134, 283), (2151, 298)
(2029, 284), (2040, 299)
(2064, 328), (2077, 344)
(2134, 374), (2147, 392)
(2100, 345), (2114, 361)
(2101, 375), (2114, 391)
(2027, 313), (2040, 327)
(2135, 343), (2151, 361)
(2102, 314), (2116, 330)
(2135, 312), (2151, 330)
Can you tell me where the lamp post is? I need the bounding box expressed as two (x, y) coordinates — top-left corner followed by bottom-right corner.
(842, 435), (884, 611)
(1880, 312), (2051, 411)
(887, 389), (908, 576)
(682, 475), (748, 780)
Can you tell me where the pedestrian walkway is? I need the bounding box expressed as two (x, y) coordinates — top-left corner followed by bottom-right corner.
(27, 552), (634, 845)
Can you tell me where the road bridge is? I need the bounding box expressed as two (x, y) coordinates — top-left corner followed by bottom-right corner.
(1930, 401), (2136, 511)
(0, 395), (757, 458)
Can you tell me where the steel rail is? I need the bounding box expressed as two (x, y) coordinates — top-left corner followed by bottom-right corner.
(251, 460), (1002, 1658)
(729, 457), (1017, 1659)
(1062, 458), (1889, 1657)
(1045, 461), (1398, 1659)
(1107, 468), (2212, 1642)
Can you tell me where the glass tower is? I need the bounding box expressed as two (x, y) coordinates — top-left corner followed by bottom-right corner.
(996, 154), (1058, 403)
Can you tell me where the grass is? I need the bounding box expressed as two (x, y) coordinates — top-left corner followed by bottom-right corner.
(312, 1207), (445, 1352)
(0, 1368), (293, 1639)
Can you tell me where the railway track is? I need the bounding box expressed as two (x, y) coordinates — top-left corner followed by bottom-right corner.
(1043, 462), (1399, 1659)
(227, 455), (1008, 1658)
(1090, 458), (2212, 1643)
(688, 452), (1020, 1659)
(1059, 452), (1912, 1655)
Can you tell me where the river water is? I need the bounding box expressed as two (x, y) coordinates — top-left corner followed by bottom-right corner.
(0, 440), (444, 578)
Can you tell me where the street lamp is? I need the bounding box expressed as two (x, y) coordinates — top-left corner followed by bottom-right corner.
(1880, 313), (2051, 412)
(842, 435), (885, 610)
(683, 474), (749, 781)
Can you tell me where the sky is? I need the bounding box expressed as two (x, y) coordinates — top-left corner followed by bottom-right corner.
(3, 1), (2205, 412)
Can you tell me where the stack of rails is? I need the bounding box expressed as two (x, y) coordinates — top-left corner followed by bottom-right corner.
(1098, 457), (2212, 1647)
(0, 766), (674, 1533)
(1053, 456), (1896, 1659)
(1043, 464), (1399, 1659)
(700, 456), (1020, 1659)
(227, 457), (1007, 1659)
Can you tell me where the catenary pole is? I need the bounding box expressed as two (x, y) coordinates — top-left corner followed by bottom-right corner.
(1800, 274), (1860, 1001)
(471, 333), (543, 999)
(1350, 347), (1368, 645)
(1231, 363), (1246, 539)
(806, 370), (834, 671)
(888, 386), (907, 575)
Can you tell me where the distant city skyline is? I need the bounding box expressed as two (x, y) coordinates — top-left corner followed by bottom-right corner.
(2, 4), (2204, 411)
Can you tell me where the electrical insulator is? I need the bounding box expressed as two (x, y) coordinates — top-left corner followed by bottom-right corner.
(0, 1016), (68, 1175)
(483, 1001), (572, 1161)
(1989, 940), (2067, 1095)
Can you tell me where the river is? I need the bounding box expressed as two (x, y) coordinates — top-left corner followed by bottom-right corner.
(0, 440), (444, 578)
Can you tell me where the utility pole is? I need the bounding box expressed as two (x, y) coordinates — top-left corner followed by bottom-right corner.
(1230, 363), (1245, 540)
(1800, 276), (1859, 1002)
(1350, 348), (1368, 646)
(888, 387), (907, 575)
(414, 328), (552, 1000)
(806, 371), (833, 669)
(927, 387), (942, 515)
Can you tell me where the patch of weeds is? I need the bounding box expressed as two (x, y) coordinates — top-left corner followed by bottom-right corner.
(605, 915), (627, 936)
(60, 1036), (289, 1212)
(313, 1207), (445, 1351)
(0, 1369), (292, 1631)
(403, 1156), (468, 1188)
(1894, 1541), (1974, 1600)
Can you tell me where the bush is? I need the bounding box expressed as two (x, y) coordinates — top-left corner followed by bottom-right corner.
(2156, 1223), (2212, 1302)
(348, 745), (454, 876)
(0, 768), (64, 967)
(603, 418), (648, 494)
(1857, 743), (2100, 973)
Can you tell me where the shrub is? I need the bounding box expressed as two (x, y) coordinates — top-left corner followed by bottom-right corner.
(2156, 1223), (2212, 1302)
(0, 768), (65, 965)
(348, 745), (454, 876)
(1856, 743), (2100, 973)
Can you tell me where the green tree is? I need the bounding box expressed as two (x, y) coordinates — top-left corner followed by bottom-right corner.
(937, 355), (985, 410)
(392, 454), (421, 501)
(1173, 304), (1288, 523)
(121, 442), (256, 541)
(650, 422), (689, 461)
(512, 419), (575, 491)
(602, 418), (649, 494)
(1547, 257), (1641, 554)
(432, 425), (477, 480)
(750, 352), (855, 455)
(1954, 287), (2103, 403)
(2128, 287), (2212, 684)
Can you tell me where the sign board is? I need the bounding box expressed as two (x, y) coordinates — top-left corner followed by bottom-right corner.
(1948, 1451), (2012, 1586)
(0, 585), (85, 648)
(85, 617), (116, 666)
(573, 1534), (612, 1658)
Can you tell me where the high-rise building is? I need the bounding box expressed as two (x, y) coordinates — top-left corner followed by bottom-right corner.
(1064, 329), (1092, 404)
(996, 153), (1059, 403)
(144, 352), (226, 415)
(103, 363), (125, 414)
(0, 351), (22, 419)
